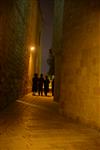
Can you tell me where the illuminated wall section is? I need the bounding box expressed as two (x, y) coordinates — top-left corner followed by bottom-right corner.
(27, 1), (42, 91)
(54, 0), (100, 128)
(61, 0), (100, 127)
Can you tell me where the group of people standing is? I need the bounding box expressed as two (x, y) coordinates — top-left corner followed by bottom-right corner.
(32, 73), (54, 96)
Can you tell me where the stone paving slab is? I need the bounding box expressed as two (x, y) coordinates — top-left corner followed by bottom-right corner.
(0, 93), (100, 149)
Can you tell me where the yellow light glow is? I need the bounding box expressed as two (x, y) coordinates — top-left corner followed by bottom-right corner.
(30, 46), (35, 51)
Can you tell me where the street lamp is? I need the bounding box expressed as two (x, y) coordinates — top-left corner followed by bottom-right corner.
(30, 46), (35, 51)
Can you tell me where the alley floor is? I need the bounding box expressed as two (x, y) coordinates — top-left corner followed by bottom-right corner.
(0, 93), (100, 150)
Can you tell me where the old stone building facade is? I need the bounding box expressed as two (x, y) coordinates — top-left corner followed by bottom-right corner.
(53, 0), (100, 128)
(0, 0), (42, 109)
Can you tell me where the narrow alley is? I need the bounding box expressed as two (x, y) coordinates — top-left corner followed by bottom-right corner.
(0, 94), (100, 150)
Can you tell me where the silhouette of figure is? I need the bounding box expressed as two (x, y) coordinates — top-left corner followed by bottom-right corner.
(32, 73), (38, 95)
(44, 75), (50, 96)
(52, 78), (54, 96)
(38, 74), (44, 96)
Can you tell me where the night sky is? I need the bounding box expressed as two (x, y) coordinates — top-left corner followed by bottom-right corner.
(39, 0), (54, 74)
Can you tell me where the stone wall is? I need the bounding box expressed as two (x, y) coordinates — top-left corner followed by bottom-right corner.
(26, 1), (42, 90)
(54, 0), (100, 128)
(0, 0), (41, 109)
(53, 0), (64, 102)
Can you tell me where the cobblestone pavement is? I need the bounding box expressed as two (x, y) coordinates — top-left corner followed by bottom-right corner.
(0, 93), (100, 150)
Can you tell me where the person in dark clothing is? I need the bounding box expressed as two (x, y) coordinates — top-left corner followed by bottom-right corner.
(44, 75), (50, 96)
(32, 73), (38, 95)
(52, 78), (54, 96)
(38, 74), (44, 96)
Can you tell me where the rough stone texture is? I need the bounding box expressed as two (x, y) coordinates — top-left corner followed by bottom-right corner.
(53, 0), (100, 128)
(0, 0), (41, 109)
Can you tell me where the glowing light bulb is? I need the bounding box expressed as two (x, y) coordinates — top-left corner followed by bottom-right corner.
(30, 46), (35, 51)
